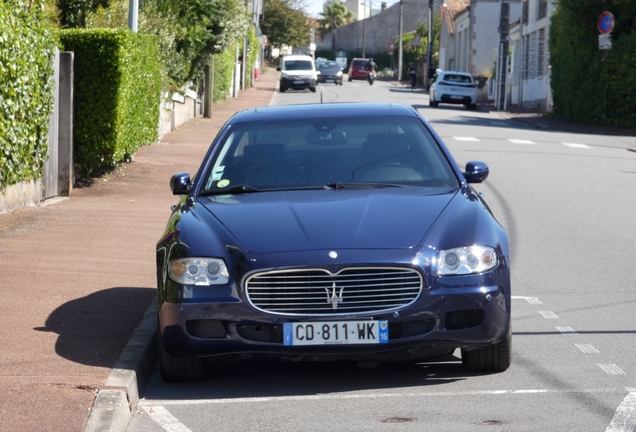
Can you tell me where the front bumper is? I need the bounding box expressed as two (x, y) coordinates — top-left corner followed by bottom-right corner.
(281, 77), (316, 90)
(159, 272), (510, 360)
(436, 91), (477, 105)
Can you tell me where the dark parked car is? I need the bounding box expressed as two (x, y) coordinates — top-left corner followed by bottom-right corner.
(316, 60), (343, 85)
(157, 102), (512, 382)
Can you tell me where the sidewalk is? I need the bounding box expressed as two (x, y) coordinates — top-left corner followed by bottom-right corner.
(0, 73), (279, 432)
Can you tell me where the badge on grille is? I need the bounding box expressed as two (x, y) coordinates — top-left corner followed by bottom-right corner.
(325, 283), (344, 309)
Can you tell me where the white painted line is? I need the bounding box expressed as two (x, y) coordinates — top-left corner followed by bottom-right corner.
(145, 406), (193, 432)
(575, 343), (600, 353)
(511, 296), (542, 304)
(556, 326), (577, 335)
(139, 388), (623, 407)
(606, 390), (636, 432)
(599, 364), (626, 375)
(563, 142), (592, 149)
(453, 137), (480, 142)
(539, 311), (559, 319)
(509, 139), (536, 145)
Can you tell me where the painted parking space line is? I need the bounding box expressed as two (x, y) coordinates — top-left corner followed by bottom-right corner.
(563, 142), (592, 149)
(599, 364), (626, 375)
(453, 136), (480, 141)
(145, 406), (193, 432)
(606, 389), (636, 432)
(138, 388), (625, 407)
(511, 296), (542, 304)
(575, 343), (600, 354)
(556, 326), (578, 335)
(539, 311), (559, 319)
(509, 139), (536, 145)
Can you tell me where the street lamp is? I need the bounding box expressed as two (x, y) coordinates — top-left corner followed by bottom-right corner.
(426, 0), (432, 90)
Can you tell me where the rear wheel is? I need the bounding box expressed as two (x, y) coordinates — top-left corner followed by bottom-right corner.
(461, 330), (511, 372)
(309, 86), (317, 93)
(158, 328), (208, 382)
(279, 82), (286, 92)
(467, 103), (478, 110)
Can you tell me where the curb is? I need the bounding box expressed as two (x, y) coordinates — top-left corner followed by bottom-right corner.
(84, 299), (158, 432)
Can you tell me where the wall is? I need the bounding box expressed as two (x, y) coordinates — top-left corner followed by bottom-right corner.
(316, 1), (434, 57)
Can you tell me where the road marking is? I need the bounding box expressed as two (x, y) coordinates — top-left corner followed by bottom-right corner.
(606, 389), (636, 432)
(575, 343), (600, 353)
(556, 326), (577, 335)
(539, 311), (559, 319)
(145, 406), (193, 432)
(139, 388), (627, 407)
(563, 142), (592, 149)
(453, 136), (480, 141)
(599, 364), (626, 375)
(511, 296), (542, 304)
(509, 139), (536, 145)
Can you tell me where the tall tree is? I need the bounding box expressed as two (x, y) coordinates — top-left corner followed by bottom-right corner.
(260, 0), (310, 52)
(318, 1), (353, 50)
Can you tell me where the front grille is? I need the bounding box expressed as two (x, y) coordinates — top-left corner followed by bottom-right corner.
(245, 267), (422, 316)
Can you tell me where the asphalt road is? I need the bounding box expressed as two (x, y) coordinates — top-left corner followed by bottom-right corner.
(127, 80), (636, 432)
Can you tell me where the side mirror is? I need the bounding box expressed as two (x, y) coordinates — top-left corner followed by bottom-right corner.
(170, 172), (191, 195)
(464, 161), (489, 183)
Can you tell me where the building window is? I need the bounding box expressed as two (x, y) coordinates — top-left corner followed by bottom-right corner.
(522, 0), (529, 24)
(537, 28), (546, 76)
(538, 0), (548, 19)
(522, 35), (529, 80)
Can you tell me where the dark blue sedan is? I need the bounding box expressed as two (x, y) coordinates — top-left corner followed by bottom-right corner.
(156, 102), (511, 381)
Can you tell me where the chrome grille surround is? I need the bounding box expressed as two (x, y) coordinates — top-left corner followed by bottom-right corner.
(245, 267), (423, 317)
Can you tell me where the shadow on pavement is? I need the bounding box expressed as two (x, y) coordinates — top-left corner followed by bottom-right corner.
(34, 287), (156, 367)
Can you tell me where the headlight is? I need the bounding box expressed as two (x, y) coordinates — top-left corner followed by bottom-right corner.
(168, 257), (229, 285)
(337, 71), (343, 76)
(438, 246), (497, 276)
(316, 71), (322, 75)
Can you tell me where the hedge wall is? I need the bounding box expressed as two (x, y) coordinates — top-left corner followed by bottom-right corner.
(550, 0), (636, 127)
(0, 1), (57, 189)
(59, 29), (161, 176)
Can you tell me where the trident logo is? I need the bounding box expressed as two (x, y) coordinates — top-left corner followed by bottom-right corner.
(325, 283), (344, 309)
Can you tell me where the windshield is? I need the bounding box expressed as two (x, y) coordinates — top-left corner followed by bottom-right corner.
(318, 61), (339, 69)
(199, 116), (459, 194)
(442, 74), (473, 84)
(282, 60), (314, 71)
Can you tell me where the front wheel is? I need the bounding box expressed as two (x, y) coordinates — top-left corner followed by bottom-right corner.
(158, 328), (208, 382)
(461, 330), (511, 372)
(309, 86), (317, 93)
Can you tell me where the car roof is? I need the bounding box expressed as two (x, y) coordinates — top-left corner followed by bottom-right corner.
(282, 54), (313, 60)
(228, 103), (419, 124)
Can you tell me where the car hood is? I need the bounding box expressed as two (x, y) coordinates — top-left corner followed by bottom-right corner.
(199, 189), (458, 254)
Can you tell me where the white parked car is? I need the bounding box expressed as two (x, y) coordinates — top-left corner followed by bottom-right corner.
(429, 71), (478, 110)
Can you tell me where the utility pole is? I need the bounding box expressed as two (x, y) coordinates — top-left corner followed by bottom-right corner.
(362, 0), (367, 57)
(496, 0), (510, 110)
(426, 0), (432, 89)
(398, 0), (403, 81)
(128, 0), (138, 32)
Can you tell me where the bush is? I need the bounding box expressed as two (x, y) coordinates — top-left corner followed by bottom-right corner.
(550, 0), (636, 127)
(59, 29), (161, 176)
(0, 1), (57, 189)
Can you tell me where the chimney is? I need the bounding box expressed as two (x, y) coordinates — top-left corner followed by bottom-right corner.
(381, 2), (386, 11)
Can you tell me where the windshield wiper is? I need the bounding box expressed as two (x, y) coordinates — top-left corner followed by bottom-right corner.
(324, 182), (404, 190)
(200, 185), (262, 196)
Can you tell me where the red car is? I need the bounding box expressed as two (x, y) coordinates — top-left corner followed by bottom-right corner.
(348, 58), (370, 81)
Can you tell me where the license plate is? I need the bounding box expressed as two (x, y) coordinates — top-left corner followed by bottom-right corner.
(451, 95), (463, 99)
(283, 320), (388, 346)
(293, 80), (304, 84)
(325, 79), (334, 83)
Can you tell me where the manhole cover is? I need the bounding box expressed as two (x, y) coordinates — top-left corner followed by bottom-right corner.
(379, 417), (417, 423)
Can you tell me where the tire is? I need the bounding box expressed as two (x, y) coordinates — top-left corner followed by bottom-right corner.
(461, 329), (511, 372)
(467, 103), (478, 110)
(279, 84), (286, 93)
(348, 76), (352, 82)
(158, 328), (208, 382)
(429, 98), (439, 107)
(309, 86), (316, 93)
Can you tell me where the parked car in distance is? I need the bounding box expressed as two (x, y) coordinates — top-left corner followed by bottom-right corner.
(157, 102), (511, 382)
(316, 60), (343, 85)
(429, 71), (478, 110)
(277, 54), (317, 93)
(347, 58), (369, 81)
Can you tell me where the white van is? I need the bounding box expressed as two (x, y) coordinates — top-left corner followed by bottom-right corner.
(276, 54), (317, 93)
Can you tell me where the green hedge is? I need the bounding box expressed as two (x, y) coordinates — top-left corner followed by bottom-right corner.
(59, 29), (161, 176)
(0, 1), (57, 189)
(550, 0), (636, 127)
